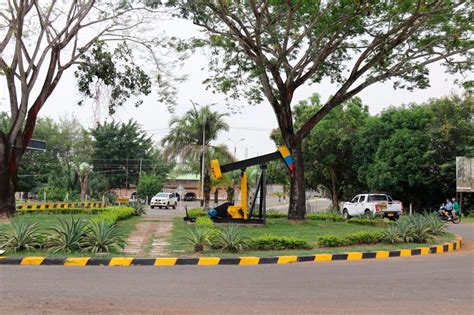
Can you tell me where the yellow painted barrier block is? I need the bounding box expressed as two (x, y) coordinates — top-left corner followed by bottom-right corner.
(420, 247), (430, 255)
(39, 204), (46, 210)
(347, 252), (363, 260)
(109, 257), (133, 266)
(154, 258), (177, 266)
(315, 254), (332, 262)
(21, 257), (45, 265)
(448, 243), (453, 252)
(198, 257), (220, 266)
(277, 256), (298, 264)
(375, 251), (389, 259)
(457, 239), (462, 248)
(239, 257), (260, 265)
(436, 245), (444, 253)
(400, 249), (412, 257)
(64, 257), (90, 266)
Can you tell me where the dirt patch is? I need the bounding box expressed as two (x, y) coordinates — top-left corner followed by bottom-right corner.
(459, 239), (474, 252)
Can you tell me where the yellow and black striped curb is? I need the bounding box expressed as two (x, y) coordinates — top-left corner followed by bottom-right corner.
(16, 202), (104, 210)
(0, 238), (461, 267)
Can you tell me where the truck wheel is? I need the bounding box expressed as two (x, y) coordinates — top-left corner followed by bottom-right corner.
(172, 202), (176, 209)
(343, 209), (351, 219)
(151, 206), (154, 209)
(364, 209), (371, 217)
(166, 202), (170, 209)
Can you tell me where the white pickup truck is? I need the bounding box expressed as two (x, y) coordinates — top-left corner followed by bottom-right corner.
(342, 193), (403, 220)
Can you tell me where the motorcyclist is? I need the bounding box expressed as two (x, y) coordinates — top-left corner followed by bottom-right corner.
(452, 197), (460, 218)
(443, 198), (454, 220)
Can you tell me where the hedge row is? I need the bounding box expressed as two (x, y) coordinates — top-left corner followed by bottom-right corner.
(317, 231), (384, 247)
(94, 206), (135, 224)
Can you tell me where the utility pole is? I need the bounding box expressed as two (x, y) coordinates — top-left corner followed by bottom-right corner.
(201, 115), (206, 203)
(139, 159), (142, 177)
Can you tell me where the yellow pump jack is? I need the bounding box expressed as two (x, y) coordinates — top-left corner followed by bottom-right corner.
(208, 146), (294, 224)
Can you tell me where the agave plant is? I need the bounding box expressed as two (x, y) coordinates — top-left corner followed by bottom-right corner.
(82, 220), (125, 253)
(382, 225), (402, 244)
(395, 217), (415, 243)
(215, 224), (250, 253)
(410, 215), (436, 243)
(0, 222), (42, 252)
(182, 226), (212, 252)
(130, 202), (146, 216)
(44, 217), (86, 253)
(424, 212), (447, 236)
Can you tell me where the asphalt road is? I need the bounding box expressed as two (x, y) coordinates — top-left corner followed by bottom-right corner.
(0, 225), (472, 314)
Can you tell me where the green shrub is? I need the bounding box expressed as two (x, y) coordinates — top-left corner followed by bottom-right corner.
(383, 225), (403, 244)
(214, 224), (250, 253)
(424, 213), (447, 236)
(317, 235), (346, 247)
(44, 217), (87, 253)
(82, 220), (125, 253)
(182, 226), (212, 252)
(249, 235), (312, 250)
(187, 208), (207, 217)
(94, 207), (135, 224)
(195, 216), (214, 228)
(266, 210), (287, 218)
(17, 207), (111, 215)
(347, 218), (383, 227)
(129, 202), (146, 216)
(346, 231), (384, 244)
(307, 213), (345, 222)
(0, 222), (43, 252)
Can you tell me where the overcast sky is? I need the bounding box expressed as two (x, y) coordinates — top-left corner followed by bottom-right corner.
(0, 18), (465, 160)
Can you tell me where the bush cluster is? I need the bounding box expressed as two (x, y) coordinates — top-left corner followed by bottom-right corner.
(317, 230), (384, 247)
(265, 210), (287, 218)
(183, 224), (250, 253)
(382, 213), (446, 244)
(249, 235), (311, 250)
(346, 218), (384, 227)
(95, 206), (135, 224)
(17, 207), (111, 215)
(306, 213), (345, 222)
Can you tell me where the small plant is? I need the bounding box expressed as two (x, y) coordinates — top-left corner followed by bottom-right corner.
(182, 226), (211, 252)
(0, 222), (42, 252)
(424, 212), (446, 236)
(45, 217), (87, 253)
(410, 215), (436, 243)
(82, 220), (125, 253)
(214, 224), (250, 253)
(394, 217), (415, 243)
(187, 208), (207, 217)
(130, 202), (146, 216)
(317, 235), (347, 247)
(249, 235), (311, 250)
(383, 225), (403, 244)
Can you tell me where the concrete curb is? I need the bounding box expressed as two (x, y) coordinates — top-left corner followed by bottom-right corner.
(0, 238), (461, 267)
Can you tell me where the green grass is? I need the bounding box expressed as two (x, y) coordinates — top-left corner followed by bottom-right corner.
(167, 218), (455, 257)
(0, 214), (142, 257)
(460, 217), (474, 223)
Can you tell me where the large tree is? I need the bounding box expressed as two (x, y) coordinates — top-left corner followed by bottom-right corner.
(0, 1), (174, 216)
(91, 120), (154, 189)
(170, 0), (473, 219)
(161, 105), (232, 209)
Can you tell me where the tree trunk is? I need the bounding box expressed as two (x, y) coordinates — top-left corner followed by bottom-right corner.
(203, 171), (211, 210)
(329, 167), (339, 211)
(0, 136), (20, 217)
(214, 187), (219, 204)
(288, 140), (306, 220)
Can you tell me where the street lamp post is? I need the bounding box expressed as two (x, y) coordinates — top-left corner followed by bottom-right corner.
(227, 138), (246, 159)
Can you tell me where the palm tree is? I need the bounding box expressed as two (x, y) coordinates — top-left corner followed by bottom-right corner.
(161, 105), (233, 209)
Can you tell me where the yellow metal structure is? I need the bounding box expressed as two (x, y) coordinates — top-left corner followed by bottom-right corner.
(226, 171), (248, 219)
(210, 159), (222, 179)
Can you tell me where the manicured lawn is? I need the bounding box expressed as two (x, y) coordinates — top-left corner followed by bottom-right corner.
(167, 218), (456, 257)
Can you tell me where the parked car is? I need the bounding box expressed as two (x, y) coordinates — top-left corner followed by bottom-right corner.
(150, 192), (178, 209)
(183, 192), (197, 201)
(342, 193), (403, 220)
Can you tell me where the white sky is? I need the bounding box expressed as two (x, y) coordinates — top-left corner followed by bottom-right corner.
(0, 18), (465, 160)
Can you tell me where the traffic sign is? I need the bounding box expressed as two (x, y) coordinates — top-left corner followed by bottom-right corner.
(27, 139), (46, 152)
(176, 184), (186, 195)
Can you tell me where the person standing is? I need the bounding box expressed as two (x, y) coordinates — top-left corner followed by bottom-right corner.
(452, 197), (460, 217)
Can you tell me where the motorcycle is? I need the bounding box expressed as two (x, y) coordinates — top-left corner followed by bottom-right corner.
(437, 206), (461, 224)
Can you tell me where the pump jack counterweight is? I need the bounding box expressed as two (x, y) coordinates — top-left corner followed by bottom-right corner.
(207, 146), (293, 224)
